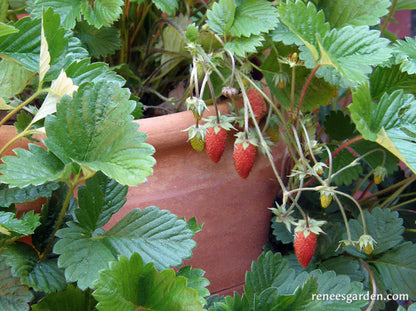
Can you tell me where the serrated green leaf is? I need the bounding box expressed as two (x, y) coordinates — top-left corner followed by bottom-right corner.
(346, 207), (404, 257)
(0, 211), (40, 236)
(31, 0), (82, 29)
(372, 242), (416, 300)
(319, 257), (364, 282)
(65, 58), (125, 87)
(2, 243), (66, 293)
(318, 0), (390, 28)
(323, 110), (357, 141)
(0, 144), (65, 188)
(0, 256), (33, 311)
(93, 253), (203, 311)
(269, 23), (303, 46)
(0, 182), (59, 208)
(396, 0), (416, 10)
(244, 251), (295, 306)
(0, 22), (18, 37)
(0, 17), (40, 72)
(331, 147), (363, 186)
(370, 64), (416, 100)
(208, 293), (248, 311)
(394, 37), (416, 75)
(262, 48), (337, 111)
(177, 266), (210, 305)
(75, 172), (127, 232)
(0, 59), (35, 98)
(229, 0), (278, 38)
(75, 21), (120, 58)
(44, 81), (155, 186)
(32, 285), (96, 311)
(271, 218), (293, 244)
(319, 26), (391, 83)
(80, 0), (123, 28)
(32, 183), (77, 253)
(207, 0), (236, 36)
(278, 0), (330, 63)
(152, 0), (178, 15)
(225, 35), (264, 57)
(54, 206), (196, 289)
(350, 84), (416, 173)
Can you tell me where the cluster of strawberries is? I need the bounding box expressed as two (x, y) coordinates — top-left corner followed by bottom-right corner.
(186, 87), (267, 179)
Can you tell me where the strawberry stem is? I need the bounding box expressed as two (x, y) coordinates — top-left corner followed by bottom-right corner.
(295, 65), (320, 126)
(359, 258), (377, 311)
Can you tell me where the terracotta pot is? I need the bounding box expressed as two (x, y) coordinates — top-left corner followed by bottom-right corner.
(0, 102), (289, 296)
(104, 102), (289, 296)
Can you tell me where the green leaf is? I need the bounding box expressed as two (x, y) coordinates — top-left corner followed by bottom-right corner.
(396, 0), (416, 10)
(0, 256), (33, 311)
(319, 26), (391, 83)
(44, 82), (155, 186)
(271, 218), (293, 244)
(323, 110), (357, 141)
(80, 0), (123, 28)
(0, 59), (35, 98)
(2, 243), (66, 293)
(152, 0), (179, 15)
(33, 285), (96, 311)
(75, 172), (127, 232)
(92, 253), (204, 311)
(32, 183), (77, 253)
(225, 35), (264, 57)
(0, 211), (40, 236)
(75, 21), (120, 58)
(244, 251), (295, 306)
(331, 148), (363, 186)
(229, 0), (279, 38)
(372, 242), (416, 300)
(0, 22), (19, 37)
(346, 207), (405, 257)
(394, 37), (416, 75)
(0, 17), (40, 72)
(278, 0), (330, 63)
(54, 206), (196, 289)
(177, 266), (210, 305)
(370, 64), (416, 100)
(208, 293), (247, 311)
(269, 23), (303, 46)
(0, 182), (59, 208)
(319, 257), (365, 282)
(207, 0), (236, 36)
(65, 58), (125, 87)
(350, 84), (416, 173)
(318, 0), (390, 28)
(262, 48), (337, 112)
(0, 144), (66, 188)
(31, 0), (82, 29)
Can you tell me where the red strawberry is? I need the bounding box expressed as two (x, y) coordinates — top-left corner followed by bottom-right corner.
(294, 230), (317, 268)
(205, 126), (227, 163)
(246, 87), (265, 121)
(233, 132), (257, 179)
(204, 115), (235, 163)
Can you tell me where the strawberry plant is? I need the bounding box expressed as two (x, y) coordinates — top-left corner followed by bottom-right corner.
(1, 0), (416, 310)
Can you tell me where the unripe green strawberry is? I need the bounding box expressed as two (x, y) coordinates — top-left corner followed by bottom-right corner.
(320, 191), (333, 209)
(186, 124), (205, 152)
(294, 230), (317, 268)
(246, 87), (265, 120)
(205, 126), (227, 163)
(373, 166), (387, 185)
(233, 132), (258, 179)
(357, 234), (376, 255)
(190, 136), (204, 152)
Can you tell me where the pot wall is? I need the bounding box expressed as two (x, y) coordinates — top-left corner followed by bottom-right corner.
(105, 103), (289, 296)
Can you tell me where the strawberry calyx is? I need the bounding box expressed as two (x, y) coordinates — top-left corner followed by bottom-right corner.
(373, 166), (387, 185)
(357, 234), (376, 255)
(269, 202), (296, 232)
(185, 124), (206, 152)
(204, 114), (236, 133)
(186, 96), (207, 120)
(294, 217), (327, 238)
(234, 131), (259, 150)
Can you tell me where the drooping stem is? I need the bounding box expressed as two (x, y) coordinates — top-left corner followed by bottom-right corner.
(39, 180), (78, 261)
(334, 190), (367, 234)
(0, 128), (44, 157)
(334, 194), (352, 241)
(290, 65), (296, 112)
(295, 65), (320, 125)
(359, 258), (377, 311)
(380, 0), (398, 36)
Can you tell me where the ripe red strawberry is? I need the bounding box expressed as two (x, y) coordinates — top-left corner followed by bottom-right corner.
(204, 115), (235, 163)
(294, 230), (317, 268)
(233, 132), (258, 179)
(205, 126), (227, 163)
(246, 87), (265, 121)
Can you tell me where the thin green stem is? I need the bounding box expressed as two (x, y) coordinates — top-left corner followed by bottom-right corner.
(39, 180), (78, 261)
(0, 89), (45, 127)
(0, 128), (44, 157)
(359, 258), (377, 311)
(380, 0), (398, 36)
(390, 197), (416, 211)
(295, 65), (320, 125)
(331, 135), (364, 159)
(334, 194), (352, 241)
(334, 190), (367, 234)
(290, 66), (296, 112)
